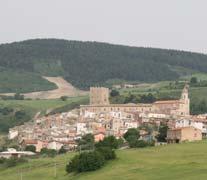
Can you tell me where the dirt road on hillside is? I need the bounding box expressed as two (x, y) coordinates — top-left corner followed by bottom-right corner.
(1, 77), (88, 99)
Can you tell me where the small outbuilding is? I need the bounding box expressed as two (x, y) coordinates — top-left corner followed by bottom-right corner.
(0, 148), (36, 159)
(167, 127), (202, 143)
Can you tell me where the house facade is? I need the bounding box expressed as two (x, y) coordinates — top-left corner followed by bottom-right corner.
(167, 127), (202, 143)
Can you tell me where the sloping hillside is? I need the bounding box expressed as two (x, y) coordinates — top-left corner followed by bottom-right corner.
(0, 96), (88, 133)
(23, 76), (88, 99)
(1, 76), (88, 99)
(0, 67), (57, 93)
(1, 141), (207, 180)
(0, 39), (207, 91)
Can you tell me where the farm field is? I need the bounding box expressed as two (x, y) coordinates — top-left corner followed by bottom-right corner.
(1, 141), (207, 180)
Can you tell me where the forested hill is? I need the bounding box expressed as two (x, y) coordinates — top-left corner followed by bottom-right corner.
(0, 39), (207, 91)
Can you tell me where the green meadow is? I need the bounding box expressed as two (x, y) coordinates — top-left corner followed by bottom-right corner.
(1, 141), (207, 180)
(0, 96), (89, 135)
(0, 96), (88, 116)
(119, 73), (207, 104)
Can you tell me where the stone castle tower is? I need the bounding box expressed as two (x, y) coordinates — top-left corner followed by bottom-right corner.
(180, 84), (190, 116)
(90, 87), (110, 105)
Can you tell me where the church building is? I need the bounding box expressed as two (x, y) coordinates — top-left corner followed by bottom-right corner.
(80, 85), (190, 117)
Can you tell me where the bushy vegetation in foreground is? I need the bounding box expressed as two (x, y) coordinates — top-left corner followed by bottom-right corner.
(1, 141), (207, 180)
(0, 157), (28, 168)
(66, 135), (118, 174)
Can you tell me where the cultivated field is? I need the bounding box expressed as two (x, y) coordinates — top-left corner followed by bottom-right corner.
(1, 141), (207, 180)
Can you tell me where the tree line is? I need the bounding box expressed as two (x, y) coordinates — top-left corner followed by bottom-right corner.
(1, 39), (207, 90)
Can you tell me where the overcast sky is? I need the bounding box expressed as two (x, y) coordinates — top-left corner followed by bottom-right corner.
(0, 0), (207, 53)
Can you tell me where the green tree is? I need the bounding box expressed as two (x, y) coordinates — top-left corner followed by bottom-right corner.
(77, 151), (105, 172)
(96, 147), (116, 160)
(40, 148), (57, 157)
(124, 128), (140, 142)
(78, 133), (95, 150)
(190, 77), (198, 84)
(156, 125), (168, 142)
(60, 96), (68, 101)
(66, 154), (79, 173)
(127, 135), (139, 148)
(136, 140), (148, 148)
(25, 145), (36, 153)
(110, 89), (120, 97)
(14, 93), (24, 100)
(59, 146), (67, 154)
(95, 136), (119, 149)
(66, 151), (105, 173)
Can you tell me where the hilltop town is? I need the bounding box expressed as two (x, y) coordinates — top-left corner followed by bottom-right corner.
(7, 84), (207, 152)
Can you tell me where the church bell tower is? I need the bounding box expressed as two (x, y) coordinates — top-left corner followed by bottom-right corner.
(180, 84), (190, 115)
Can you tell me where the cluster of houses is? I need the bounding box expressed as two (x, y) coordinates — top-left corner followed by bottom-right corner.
(6, 85), (207, 153)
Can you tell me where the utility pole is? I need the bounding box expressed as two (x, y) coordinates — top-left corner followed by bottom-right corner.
(54, 160), (57, 178)
(20, 170), (23, 180)
(79, 145), (82, 154)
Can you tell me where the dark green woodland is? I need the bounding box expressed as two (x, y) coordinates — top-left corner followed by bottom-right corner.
(0, 39), (207, 92)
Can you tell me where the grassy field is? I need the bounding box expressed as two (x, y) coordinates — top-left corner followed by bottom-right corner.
(119, 75), (207, 104)
(0, 96), (89, 134)
(180, 72), (207, 81)
(0, 96), (88, 116)
(0, 68), (57, 93)
(1, 141), (207, 180)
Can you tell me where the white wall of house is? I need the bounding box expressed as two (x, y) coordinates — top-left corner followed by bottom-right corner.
(47, 142), (63, 150)
(8, 130), (18, 139)
(84, 111), (96, 118)
(77, 123), (87, 135)
(147, 113), (167, 118)
(124, 121), (138, 129)
(175, 119), (204, 131)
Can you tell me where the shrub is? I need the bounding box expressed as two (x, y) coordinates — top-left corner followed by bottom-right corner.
(110, 89), (120, 97)
(66, 151), (105, 173)
(25, 145), (36, 153)
(124, 128), (140, 142)
(190, 77), (198, 84)
(78, 133), (95, 150)
(136, 140), (148, 148)
(117, 138), (124, 148)
(14, 93), (24, 100)
(3, 157), (28, 168)
(60, 96), (68, 101)
(40, 148), (57, 157)
(66, 155), (79, 173)
(59, 146), (67, 154)
(95, 136), (119, 149)
(96, 147), (116, 160)
(127, 136), (139, 148)
(148, 140), (155, 147)
(77, 151), (105, 172)
(0, 157), (6, 164)
(4, 157), (18, 167)
(156, 125), (168, 142)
